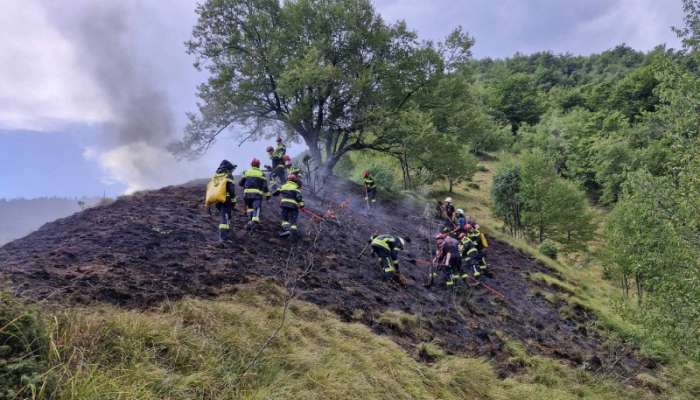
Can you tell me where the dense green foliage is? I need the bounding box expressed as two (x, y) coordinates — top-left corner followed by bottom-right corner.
(0, 293), (51, 399)
(484, 2), (700, 361)
(490, 151), (594, 248)
(178, 0), (501, 176)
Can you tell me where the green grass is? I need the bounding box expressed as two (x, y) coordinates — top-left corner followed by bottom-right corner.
(4, 283), (698, 400)
(377, 310), (421, 334)
(2, 278), (699, 399)
(529, 272), (580, 297)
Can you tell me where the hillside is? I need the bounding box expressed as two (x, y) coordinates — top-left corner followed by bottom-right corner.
(0, 178), (652, 382)
(0, 197), (100, 246)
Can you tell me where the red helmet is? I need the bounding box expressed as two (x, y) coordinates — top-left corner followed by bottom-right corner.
(266, 146), (274, 153)
(251, 158), (261, 167)
(276, 137), (283, 143)
(283, 155), (292, 162)
(363, 170), (369, 177)
(458, 232), (466, 240)
(465, 224), (472, 231)
(287, 174), (299, 183)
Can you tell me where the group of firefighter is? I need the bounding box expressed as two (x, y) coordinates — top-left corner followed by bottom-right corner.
(205, 138), (304, 240)
(205, 138), (489, 288)
(369, 197), (489, 288)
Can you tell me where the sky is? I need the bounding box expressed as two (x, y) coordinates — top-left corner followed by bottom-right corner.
(0, 0), (684, 198)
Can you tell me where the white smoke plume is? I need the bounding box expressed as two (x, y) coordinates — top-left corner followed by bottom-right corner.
(41, 0), (207, 193)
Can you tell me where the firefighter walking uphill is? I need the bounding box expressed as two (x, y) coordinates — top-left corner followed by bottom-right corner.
(238, 158), (271, 228)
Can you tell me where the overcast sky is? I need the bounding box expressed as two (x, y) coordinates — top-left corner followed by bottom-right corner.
(0, 0), (684, 198)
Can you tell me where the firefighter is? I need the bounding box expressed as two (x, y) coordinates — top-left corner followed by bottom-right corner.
(369, 234), (409, 274)
(434, 231), (463, 286)
(467, 222), (489, 273)
(238, 158), (271, 228)
(266, 146), (286, 186)
(284, 155), (303, 179)
(274, 137), (286, 158)
(363, 171), (377, 205)
(442, 197), (455, 223)
(207, 160), (237, 242)
(273, 174), (304, 236)
(459, 229), (482, 278)
(454, 209), (468, 235)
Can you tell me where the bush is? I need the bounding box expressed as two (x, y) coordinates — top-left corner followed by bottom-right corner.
(0, 293), (51, 399)
(539, 240), (559, 259)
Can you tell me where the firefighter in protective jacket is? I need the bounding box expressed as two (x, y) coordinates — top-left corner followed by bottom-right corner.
(273, 174), (304, 236)
(238, 158), (271, 226)
(363, 171), (377, 204)
(209, 160), (237, 241)
(369, 234), (409, 273)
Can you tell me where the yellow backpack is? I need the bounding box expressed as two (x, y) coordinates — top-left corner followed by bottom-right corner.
(205, 173), (228, 207)
(480, 232), (489, 248)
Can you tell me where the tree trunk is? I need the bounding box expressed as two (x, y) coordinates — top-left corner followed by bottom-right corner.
(309, 147), (323, 168)
(320, 152), (345, 178)
(448, 178), (453, 193)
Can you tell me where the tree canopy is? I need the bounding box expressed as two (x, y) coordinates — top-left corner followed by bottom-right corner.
(176, 0), (476, 174)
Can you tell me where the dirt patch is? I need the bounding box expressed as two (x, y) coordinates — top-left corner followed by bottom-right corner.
(0, 179), (649, 379)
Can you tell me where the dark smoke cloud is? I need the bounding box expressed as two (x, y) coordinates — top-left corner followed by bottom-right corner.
(37, 0), (207, 193)
(43, 1), (174, 148)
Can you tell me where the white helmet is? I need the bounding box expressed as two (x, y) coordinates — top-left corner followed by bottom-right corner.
(457, 208), (464, 215)
(399, 237), (406, 248)
(444, 197), (453, 203)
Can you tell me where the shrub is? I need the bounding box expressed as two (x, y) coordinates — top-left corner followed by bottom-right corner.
(539, 240), (559, 259)
(0, 293), (51, 399)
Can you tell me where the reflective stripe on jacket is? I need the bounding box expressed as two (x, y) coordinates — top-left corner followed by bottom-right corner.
(274, 181), (304, 209)
(371, 234), (403, 251)
(239, 167), (270, 197)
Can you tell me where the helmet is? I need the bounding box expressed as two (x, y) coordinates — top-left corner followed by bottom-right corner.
(287, 174), (299, 183)
(398, 237), (406, 248)
(458, 232), (466, 240)
(266, 146), (274, 153)
(445, 197), (453, 203)
(276, 137), (283, 143)
(363, 170), (369, 177)
(251, 158), (261, 167)
(456, 208), (464, 215)
(465, 224), (473, 231)
(283, 155), (292, 162)
(217, 159), (235, 172)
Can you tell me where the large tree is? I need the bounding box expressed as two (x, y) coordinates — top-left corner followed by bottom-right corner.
(176, 0), (471, 174)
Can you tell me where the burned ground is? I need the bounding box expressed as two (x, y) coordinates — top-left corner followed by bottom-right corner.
(0, 178), (650, 380)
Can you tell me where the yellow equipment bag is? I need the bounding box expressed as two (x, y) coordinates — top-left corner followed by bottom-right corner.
(205, 173), (228, 207)
(480, 232), (489, 248)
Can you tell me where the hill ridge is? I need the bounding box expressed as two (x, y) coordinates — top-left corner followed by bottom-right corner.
(0, 178), (650, 378)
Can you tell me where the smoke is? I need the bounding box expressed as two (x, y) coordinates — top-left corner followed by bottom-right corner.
(41, 0), (200, 193)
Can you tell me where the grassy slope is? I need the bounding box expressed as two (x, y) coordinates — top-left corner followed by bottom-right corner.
(3, 160), (699, 399)
(6, 282), (695, 400)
